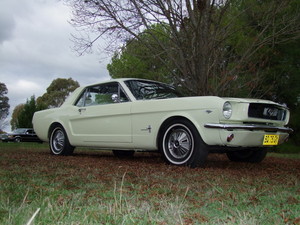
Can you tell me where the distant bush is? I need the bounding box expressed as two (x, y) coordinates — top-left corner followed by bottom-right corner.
(273, 142), (300, 154)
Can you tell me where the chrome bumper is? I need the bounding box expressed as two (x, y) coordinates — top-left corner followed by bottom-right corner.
(204, 123), (293, 133)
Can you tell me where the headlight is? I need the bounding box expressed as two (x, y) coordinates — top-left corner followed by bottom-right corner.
(223, 102), (232, 119)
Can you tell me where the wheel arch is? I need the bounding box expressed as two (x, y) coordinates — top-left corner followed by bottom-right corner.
(156, 115), (209, 167)
(156, 116), (199, 149)
(48, 121), (75, 146)
(48, 122), (75, 155)
(48, 122), (64, 139)
(14, 136), (22, 142)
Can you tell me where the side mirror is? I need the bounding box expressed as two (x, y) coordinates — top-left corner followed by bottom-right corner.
(111, 94), (119, 103)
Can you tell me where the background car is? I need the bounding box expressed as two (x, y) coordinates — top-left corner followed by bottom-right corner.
(32, 78), (292, 167)
(1, 128), (42, 143)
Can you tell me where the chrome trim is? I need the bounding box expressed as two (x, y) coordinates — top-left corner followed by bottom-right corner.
(204, 123), (293, 133)
(141, 125), (152, 133)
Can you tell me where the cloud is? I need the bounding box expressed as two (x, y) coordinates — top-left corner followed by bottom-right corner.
(14, 80), (42, 93)
(8, 80), (43, 103)
(0, 0), (22, 44)
(0, 0), (109, 79)
(0, 0), (111, 131)
(0, 12), (15, 44)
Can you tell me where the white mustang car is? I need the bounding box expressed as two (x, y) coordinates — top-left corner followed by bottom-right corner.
(33, 79), (292, 167)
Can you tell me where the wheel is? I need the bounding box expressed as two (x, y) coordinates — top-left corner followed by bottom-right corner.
(226, 148), (267, 163)
(112, 150), (135, 158)
(159, 119), (208, 168)
(14, 137), (21, 143)
(49, 125), (74, 155)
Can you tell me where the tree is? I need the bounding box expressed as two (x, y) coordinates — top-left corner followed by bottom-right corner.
(218, 0), (300, 98)
(0, 83), (10, 130)
(263, 39), (300, 145)
(67, 0), (300, 96)
(107, 24), (172, 83)
(16, 96), (38, 128)
(10, 104), (25, 131)
(37, 78), (80, 108)
(10, 78), (80, 130)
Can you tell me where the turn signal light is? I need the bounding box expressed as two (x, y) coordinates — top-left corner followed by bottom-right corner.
(227, 134), (234, 142)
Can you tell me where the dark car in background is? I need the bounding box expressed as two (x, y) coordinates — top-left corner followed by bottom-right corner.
(1, 128), (42, 143)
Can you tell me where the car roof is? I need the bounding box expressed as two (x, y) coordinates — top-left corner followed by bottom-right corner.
(85, 78), (166, 87)
(62, 78), (173, 106)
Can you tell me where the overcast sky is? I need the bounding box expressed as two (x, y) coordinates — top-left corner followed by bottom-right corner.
(0, 0), (111, 131)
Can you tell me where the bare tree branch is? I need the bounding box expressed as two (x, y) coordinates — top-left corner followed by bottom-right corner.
(66, 0), (300, 96)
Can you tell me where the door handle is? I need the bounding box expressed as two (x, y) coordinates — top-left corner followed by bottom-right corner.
(78, 108), (86, 114)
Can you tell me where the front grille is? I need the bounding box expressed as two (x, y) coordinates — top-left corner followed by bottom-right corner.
(248, 103), (286, 121)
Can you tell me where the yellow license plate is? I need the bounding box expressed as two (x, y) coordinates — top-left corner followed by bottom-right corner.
(263, 135), (279, 146)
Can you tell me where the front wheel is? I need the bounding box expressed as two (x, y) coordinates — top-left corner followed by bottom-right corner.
(226, 148), (267, 163)
(49, 125), (74, 155)
(159, 119), (208, 168)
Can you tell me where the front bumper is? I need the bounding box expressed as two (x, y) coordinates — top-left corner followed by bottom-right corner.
(204, 123), (292, 147)
(204, 123), (293, 133)
(1, 138), (12, 142)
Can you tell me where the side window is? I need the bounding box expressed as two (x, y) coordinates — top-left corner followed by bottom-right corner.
(75, 82), (129, 107)
(75, 90), (86, 107)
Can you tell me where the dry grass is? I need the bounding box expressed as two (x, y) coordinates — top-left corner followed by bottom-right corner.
(0, 143), (299, 224)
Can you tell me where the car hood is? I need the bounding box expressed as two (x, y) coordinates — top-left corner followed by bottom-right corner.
(6, 132), (20, 135)
(221, 97), (287, 108)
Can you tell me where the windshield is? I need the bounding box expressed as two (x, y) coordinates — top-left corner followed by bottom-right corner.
(13, 128), (27, 134)
(125, 80), (182, 100)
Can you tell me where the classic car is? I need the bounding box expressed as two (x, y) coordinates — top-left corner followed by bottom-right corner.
(1, 128), (42, 143)
(32, 78), (292, 167)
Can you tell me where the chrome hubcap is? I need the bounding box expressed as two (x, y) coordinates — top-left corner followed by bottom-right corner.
(52, 130), (65, 153)
(167, 128), (192, 160)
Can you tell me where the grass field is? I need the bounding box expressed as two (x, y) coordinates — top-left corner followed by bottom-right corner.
(0, 142), (299, 224)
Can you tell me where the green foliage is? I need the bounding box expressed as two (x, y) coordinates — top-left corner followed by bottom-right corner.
(105, 0), (300, 98)
(266, 40), (300, 105)
(260, 40), (300, 145)
(10, 104), (25, 131)
(274, 142), (300, 155)
(15, 96), (43, 128)
(289, 105), (300, 145)
(37, 78), (79, 108)
(10, 78), (79, 130)
(107, 24), (173, 83)
(105, 0), (300, 141)
(95, 94), (113, 104)
(11, 96), (47, 130)
(218, 0), (300, 99)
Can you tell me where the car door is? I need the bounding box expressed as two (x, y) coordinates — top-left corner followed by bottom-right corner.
(69, 82), (132, 144)
(19, 129), (32, 142)
(24, 129), (35, 142)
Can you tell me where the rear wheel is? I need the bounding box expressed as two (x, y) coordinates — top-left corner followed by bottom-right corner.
(49, 125), (74, 155)
(159, 119), (208, 168)
(226, 148), (267, 163)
